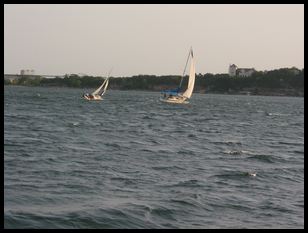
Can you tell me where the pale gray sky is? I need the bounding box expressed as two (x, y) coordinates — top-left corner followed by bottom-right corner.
(4, 4), (304, 77)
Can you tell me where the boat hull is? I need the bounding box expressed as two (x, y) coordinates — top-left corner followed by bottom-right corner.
(83, 95), (103, 101)
(159, 96), (189, 104)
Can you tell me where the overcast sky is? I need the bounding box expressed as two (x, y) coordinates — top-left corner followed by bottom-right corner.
(4, 4), (304, 77)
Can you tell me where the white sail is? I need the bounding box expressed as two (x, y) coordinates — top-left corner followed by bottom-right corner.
(92, 78), (108, 96)
(100, 78), (109, 96)
(182, 51), (195, 99)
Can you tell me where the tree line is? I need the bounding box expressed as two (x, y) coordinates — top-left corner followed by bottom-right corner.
(5, 67), (304, 96)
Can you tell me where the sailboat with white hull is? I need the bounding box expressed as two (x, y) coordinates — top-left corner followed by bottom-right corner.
(83, 70), (112, 101)
(160, 47), (196, 104)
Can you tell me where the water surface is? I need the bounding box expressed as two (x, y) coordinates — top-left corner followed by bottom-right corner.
(4, 86), (304, 228)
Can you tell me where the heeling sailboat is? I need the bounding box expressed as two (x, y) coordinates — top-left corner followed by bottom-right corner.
(83, 69), (112, 101)
(160, 47), (195, 104)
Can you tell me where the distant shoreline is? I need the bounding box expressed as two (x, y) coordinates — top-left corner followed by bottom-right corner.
(4, 84), (304, 98)
(4, 67), (304, 98)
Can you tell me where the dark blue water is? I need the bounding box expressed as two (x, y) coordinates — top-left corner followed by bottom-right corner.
(4, 86), (304, 229)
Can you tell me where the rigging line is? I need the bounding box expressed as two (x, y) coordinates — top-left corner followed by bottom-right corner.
(179, 47), (192, 89)
(107, 67), (113, 78)
(98, 67), (112, 96)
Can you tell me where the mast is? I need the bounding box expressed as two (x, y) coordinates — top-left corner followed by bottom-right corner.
(179, 47), (193, 90)
(100, 67), (112, 96)
(100, 78), (109, 96)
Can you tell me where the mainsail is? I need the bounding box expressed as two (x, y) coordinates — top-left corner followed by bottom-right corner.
(92, 77), (109, 96)
(181, 49), (195, 99)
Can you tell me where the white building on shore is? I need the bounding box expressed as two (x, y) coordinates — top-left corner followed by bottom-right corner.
(237, 68), (256, 77)
(229, 64), (255, 77)
(229, 64), (237, 76)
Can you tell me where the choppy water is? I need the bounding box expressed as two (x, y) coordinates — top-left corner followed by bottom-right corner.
(4, 86), (304, 229)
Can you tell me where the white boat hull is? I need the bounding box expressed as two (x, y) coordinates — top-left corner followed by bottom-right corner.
(83, 95), (103, 101)
(159, 96), (189, 104)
